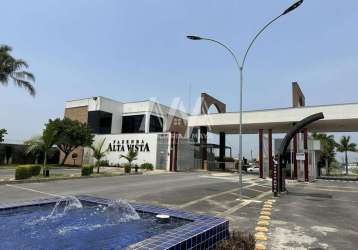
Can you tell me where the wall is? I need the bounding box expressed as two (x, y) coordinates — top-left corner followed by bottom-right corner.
(123, 101), (189, 135)
(66, 97), (123, 134)
(156, 133), (170, 170)
(87, 133), (170, 168)
(96, 97), (123, 134)
(176, 138), (195, 171)
(62, 105), (89, 165)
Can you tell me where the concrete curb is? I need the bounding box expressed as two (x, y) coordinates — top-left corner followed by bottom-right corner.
(255, 199), (276, 250)
(317, 176), (358, 181)
(0, 172), (143, 186)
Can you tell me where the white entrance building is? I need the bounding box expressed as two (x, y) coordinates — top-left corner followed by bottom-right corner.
(63, 82), (358, 181)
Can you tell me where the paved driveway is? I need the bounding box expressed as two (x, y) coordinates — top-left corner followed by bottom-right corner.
(2, 172), (356, 249)
(0, 172), (272, 232)
(267, 180), (358, 250)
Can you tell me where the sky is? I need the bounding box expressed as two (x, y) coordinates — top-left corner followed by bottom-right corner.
(1, 0), (358, 161)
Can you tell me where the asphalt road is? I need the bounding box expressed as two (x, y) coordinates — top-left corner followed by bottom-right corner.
(0, 172), (272, 232)
(267, 180), (358, 250)
(2, 172), (356, 249)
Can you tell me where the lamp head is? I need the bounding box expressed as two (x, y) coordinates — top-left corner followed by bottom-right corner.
(186, 35), (203, 41)
(282, 0), (304, 15)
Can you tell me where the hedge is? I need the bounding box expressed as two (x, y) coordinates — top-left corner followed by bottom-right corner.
(140, 163), (154, 171)
(15, 165), (42, 180)
(30, 165), (41, 176)
(97, 160), (109, 167)
(81, 164), (94, 176)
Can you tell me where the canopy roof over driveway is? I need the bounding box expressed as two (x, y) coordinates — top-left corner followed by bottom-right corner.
(187, 103), (358, 134)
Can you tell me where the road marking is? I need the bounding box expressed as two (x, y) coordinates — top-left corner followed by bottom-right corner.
(236, 199), (263, 203)
(261, 211), (271, 216)
(304, 187), (358, 193)
(206, 199), (230, 210)
(219, 199), (252, 216)
(220, 190), (272, 216)
(199, 174), (259, 183)
(5, 184), (64, 198)
(256, 243), (266, 250)
(178, 182), (259, 209)
(255, 198), (277, 249)
(258, 220), (270, 226)
(198, 175), (245, 182)
(259, 215), (271, 220)
(256, 226), (269, 233)
(246, 187), (270, 193)
(255, 232), (267, 241)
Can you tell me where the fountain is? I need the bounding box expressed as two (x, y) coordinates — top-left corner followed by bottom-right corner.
(1, 196), (194, 250)
(103, 199), (140, 223)
(49, 196), (83, 218)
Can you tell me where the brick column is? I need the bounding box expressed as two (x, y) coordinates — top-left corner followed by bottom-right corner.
(219, 132), (226, 170)
(268, 129), (273, 178)
(169, 132), (179, 172)
(293, 134), (298, 179)
(303, 128), (309, 182)
(169, 132), (174, 171)
(259, 129), (264, 178)
(200, 126), (208, 170)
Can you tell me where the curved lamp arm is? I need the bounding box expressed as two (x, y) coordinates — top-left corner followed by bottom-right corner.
(241, 14), (282, 69)
(187, 36), (241, 71)
(241, 0), (304, 69)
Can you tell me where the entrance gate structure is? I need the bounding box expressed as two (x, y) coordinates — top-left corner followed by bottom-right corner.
(188, 82), (358, 192)
(275, 112), (324, 195)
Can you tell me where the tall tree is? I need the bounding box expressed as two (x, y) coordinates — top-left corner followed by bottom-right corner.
(0, 45), (36, 96)
(91, 138), (108, 174)
(336, 136), (357, 175)
(25, 124), (58, 173)
(0, 128), (7, 142)
(47, 118), (93, 165)
(312, 133), (336, 175)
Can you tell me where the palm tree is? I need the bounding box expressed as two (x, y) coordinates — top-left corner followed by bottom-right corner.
(25, 136), (43, 164)
(312, 133), (336, 175)
(0, 128), (7, 143)
(25, 126), (57, 175)
(336, 136), (357, 175)
(90, 138), (108, 174)
(0, 45), (36, 96)
(120, 148), (138, 172)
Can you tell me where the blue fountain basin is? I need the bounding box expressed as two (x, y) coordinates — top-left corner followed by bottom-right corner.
(0, 195), (229, 249)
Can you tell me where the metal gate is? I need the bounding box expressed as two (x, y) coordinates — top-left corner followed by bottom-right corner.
(156, 133), (169, 170)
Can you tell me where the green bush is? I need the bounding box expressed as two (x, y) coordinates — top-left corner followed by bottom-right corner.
(123, 163), (131, 173)
(217, 231), (255, 250)
(140, 163), (154, 171)
(97, 160), (109, 167)
(15, 166), (31, 180)
(30, 165), (42, 176)
(81, 164), (94, 176)
(15, 165), (42, 180)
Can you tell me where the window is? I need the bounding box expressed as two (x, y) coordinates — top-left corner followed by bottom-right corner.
(122, 115), (145, 133)
(149, 115), (163, 133)
(88, 111), (112, 134)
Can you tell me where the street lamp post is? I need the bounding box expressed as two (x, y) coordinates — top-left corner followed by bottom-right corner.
(187, 0), (303, 198)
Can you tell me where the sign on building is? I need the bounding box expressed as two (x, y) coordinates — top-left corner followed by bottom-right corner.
(296, 152), (306, 161)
